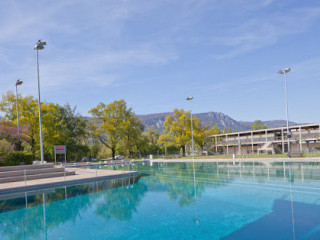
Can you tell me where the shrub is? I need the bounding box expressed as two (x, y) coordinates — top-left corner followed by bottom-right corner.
(1, 151), (33, 166)
(0, 151), (5, 166)
(0, 139), (14, 155)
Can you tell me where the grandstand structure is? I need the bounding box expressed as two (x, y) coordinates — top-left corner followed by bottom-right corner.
(210, 123), (320, 155)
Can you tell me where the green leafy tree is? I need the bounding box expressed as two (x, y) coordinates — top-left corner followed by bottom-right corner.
(223, 127), (232, 133)
(0, 91), (40, 158)
(194, 122), (220, 151)
(41, 103), (88, 160)
(89, 100), (143, 159)
(162, 109), (191, 156)
(157, 133), (173, 147)
(135, 127), (161, 157)
(250, 120), (267, 130)
(86, 120), (102, 158)
(120, 109), (144, 158)
(0, 91), (88, 160)
(0, 139), (14, 158)
(133, 134), (149, 158)
(145, 126), (159, 145)
(157, 133), (177, 156)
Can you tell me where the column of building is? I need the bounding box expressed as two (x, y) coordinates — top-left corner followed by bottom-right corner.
(251, 132), (254, 154)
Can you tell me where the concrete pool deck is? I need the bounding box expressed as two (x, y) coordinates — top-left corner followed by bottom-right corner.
(0, 167), (138, 194)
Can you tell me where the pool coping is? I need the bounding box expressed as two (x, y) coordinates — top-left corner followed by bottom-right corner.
(150, 157), (320, 163)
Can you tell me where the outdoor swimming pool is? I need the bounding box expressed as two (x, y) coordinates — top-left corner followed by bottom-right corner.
(0, 161), (320, 240)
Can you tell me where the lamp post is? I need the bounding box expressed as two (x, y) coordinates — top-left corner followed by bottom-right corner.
(186, 96), (194, 159)
(34, 40), (47, 164)
(277, 67), (291, 156)
(15, 79), (23, 147)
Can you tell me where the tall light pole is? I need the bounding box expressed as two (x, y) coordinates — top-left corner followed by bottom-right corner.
(186, 96), (194, 159)
(34, 40), (47, 164)
(277, 67), (291, 156)
(15, 79), (23, 146)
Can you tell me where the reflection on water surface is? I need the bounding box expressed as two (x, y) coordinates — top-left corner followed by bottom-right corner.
(0, 161), (320, 240)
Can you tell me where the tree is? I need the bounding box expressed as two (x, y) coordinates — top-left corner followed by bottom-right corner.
(157, 133), (176, 156)
(89, 100), (143, 159)
(223, 127), (232, 133)
(194, 121), (220, 151)
(162, 109), (191, 156)
(120, 109), (144, 158)
(0, 139), (14, 157)
(86, 120), (102, 158)
(0, 119), (22, 143)
(0, 91), (39, 158)
(0, 91), (88, 160)
(41, 103), (88, 160)
(136, 127), (161, 157)
(250, 120), (266, 130)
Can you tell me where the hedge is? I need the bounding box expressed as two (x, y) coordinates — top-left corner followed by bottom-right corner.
(0, 151), (33, 166)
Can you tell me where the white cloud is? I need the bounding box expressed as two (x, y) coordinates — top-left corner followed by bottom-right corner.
(211, 7), (320, 59)
(0, 43), (179, 98)
(1, 0), (320, 111)
(199, 56), (320, 95)
(0, 0), (183, 97)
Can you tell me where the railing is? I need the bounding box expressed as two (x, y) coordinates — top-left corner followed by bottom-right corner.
(0, 161), (145, 189)
(218, 132), (320, 145)
(291, 133), (320, 139)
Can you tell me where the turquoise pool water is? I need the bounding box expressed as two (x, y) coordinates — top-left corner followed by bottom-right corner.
(0, 161), (320, 239)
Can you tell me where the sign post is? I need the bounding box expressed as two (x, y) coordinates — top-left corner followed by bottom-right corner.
(54, 145), (67, 165)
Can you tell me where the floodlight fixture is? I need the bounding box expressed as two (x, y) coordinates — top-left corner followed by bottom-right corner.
(186, 96), (194, 101)
(34, 40), (47, 50)
(16, 79), (23, 86)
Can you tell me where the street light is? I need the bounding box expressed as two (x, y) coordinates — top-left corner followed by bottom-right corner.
(34, 40), (47, 164)
(15, 79), (23, 147)
(277, 67), (291, 156)
(186, 96), (194, 159)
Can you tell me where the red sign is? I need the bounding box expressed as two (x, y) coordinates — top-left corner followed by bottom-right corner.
(54, 145), (66, 154)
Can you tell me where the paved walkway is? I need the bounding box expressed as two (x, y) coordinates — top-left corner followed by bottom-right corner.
(0, 167), (137, 194)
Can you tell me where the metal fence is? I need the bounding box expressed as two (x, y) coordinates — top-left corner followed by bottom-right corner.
(0, 161), (143, 188)
(218, 132), (320, 145)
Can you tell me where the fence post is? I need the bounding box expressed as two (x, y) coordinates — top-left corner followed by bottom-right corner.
(24, 169), (27, 185)
(64, 167), (66, 181)
(96, 164), (98, 177)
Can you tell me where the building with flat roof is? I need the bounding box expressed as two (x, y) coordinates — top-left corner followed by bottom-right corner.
(209, 123), (320, 155)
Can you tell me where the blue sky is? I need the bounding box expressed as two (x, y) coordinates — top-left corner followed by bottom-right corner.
(1, 0), (320, 123)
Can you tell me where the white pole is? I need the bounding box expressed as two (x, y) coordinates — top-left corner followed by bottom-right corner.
(186, 96), (194, 159)
(284, 72), (291, 155)
(54, 148), (56, 165)
(15, 84), (20, 141)
(36, 49), (44, 164)
(190, 101), (194, 159)
(24, 169), (27, 185)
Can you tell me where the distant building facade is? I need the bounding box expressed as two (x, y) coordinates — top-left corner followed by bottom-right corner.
(210, 123), (320, 155)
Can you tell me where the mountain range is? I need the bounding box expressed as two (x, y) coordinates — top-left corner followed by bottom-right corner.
(137, 112), (304, 132)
